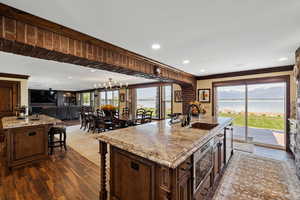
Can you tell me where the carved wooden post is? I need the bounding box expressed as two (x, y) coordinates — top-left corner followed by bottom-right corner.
(99, 141), (108, 200)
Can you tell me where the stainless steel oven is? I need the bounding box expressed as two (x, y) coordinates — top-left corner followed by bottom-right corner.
(193, 139), (214, 193)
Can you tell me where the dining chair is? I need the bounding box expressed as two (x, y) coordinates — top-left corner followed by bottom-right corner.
(91, 115), (106, 133)
(135, 108), (146, 125)
(143, 110), (153, 123)
(80, 112), (86, 129)
(122, 107), (130, 118)
(114, 109), (120, 119)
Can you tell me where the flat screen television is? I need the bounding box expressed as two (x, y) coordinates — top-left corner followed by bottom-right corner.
(31, 90), (57, 104)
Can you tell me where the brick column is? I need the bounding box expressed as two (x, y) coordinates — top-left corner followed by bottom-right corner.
(181, 84), (196, 114)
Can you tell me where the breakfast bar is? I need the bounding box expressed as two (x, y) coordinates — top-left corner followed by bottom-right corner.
(96, 116), (233, 200)
(1, 115), (61, 169)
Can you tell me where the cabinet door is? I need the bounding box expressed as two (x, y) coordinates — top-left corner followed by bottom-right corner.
(111, 148), (155, 200)
(13, 126), (46, 160)
(178, 173), (192, 200)
(0, 80), (20, 117)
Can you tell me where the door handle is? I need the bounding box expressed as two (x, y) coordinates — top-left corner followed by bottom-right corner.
(28, 132), (36, 136)
(131, 162), (139, 171)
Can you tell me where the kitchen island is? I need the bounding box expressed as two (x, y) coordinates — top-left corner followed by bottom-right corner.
(1, 115), (61, 169)
(96, 116), (233, 200)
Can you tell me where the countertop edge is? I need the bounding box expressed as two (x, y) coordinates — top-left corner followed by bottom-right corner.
(97, 117), (233, 169)
(1, 115), (61, 130)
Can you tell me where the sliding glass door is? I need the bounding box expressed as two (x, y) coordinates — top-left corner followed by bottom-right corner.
(216, 85), (247, 142)
(215, 80), (286, 148)
(247, 83), (285, 147)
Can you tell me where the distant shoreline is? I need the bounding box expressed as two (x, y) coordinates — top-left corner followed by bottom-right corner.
(218, 98), (284, 101)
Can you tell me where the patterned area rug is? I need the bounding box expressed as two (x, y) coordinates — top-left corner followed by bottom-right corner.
(213, 152), (300, 200)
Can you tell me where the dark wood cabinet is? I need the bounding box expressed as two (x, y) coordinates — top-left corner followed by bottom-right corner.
(13, 126), (45, 160)
(100, 125), (233, 200)
(5, 124), (49, 168)
(110, 147), (155, 200)
(0, 80), (20, 117)
(178, 172), (192, 200)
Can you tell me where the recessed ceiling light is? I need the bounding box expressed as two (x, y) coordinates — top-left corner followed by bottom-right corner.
(278, 57), (288, 62)
(200, 69), (205, 73)
(183, 60), (190, 64)
(151, 43), (161, 50)
(90, 69), (96, 72)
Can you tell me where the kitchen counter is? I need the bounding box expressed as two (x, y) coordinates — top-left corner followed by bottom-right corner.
(2, 114), (61, 129)
(1, 115), (61, 169)
(96, 116), (233, 168)
(97, 116), (234, 200)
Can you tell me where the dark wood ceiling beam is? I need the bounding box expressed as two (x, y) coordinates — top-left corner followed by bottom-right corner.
(0, 72), (29, 79)
(0, 3), (195, 86)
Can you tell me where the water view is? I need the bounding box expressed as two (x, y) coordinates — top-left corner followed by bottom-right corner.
(217, 83), (285, 134)
(218, 99), (284, 114)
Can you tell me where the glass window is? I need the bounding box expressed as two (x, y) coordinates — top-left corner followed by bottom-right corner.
(136, 87), (158, 118)
(82, 92), (90, 106)
(164, 85), (172, 118)
(113, 90), (119, 107)
(99, 90), (119, 107)
(100, 91), (106, 106)
(107, 91), (113, 105)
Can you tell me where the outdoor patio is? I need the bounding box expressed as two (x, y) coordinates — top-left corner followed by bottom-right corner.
(233, 126), (285, 147)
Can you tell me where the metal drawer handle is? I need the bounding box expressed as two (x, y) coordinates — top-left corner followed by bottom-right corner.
(131, 162), (139, 171)
(28, 132), (36, 136)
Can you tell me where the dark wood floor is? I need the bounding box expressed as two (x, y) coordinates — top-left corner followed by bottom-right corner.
(0, 147), (99, 200)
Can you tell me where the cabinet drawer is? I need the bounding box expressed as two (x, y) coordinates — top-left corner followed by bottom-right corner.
(12, 126), (46, 160)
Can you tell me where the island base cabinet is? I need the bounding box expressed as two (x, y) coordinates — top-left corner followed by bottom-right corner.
(105, 146), (193, 200)
(5, 125), (49, 169)
(110, 147), (156, 200)
(99, 127), (232, 200)
(177, 173), (192, 200)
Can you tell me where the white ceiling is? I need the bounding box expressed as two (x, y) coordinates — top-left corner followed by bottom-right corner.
(0, 0), (300, 77)
(0, 52), (155, 91)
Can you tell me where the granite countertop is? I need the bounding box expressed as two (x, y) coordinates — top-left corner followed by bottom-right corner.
(96, 116), (233, 168)
(2, 114), (61, 129)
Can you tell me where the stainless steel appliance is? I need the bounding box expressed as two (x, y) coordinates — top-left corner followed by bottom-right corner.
(225, 125), (233, 164)
(193, 139), (214, 193)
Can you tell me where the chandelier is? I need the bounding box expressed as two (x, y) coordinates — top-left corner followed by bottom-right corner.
(94, 78), (128, 90)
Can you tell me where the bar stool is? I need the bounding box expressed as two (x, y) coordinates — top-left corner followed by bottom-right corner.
(48, 125), (67, 155)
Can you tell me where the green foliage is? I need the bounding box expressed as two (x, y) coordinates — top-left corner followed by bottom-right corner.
(219, 112), (284, 131)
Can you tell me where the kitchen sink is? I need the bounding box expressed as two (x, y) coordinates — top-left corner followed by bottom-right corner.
(190, 122), (218, 130)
